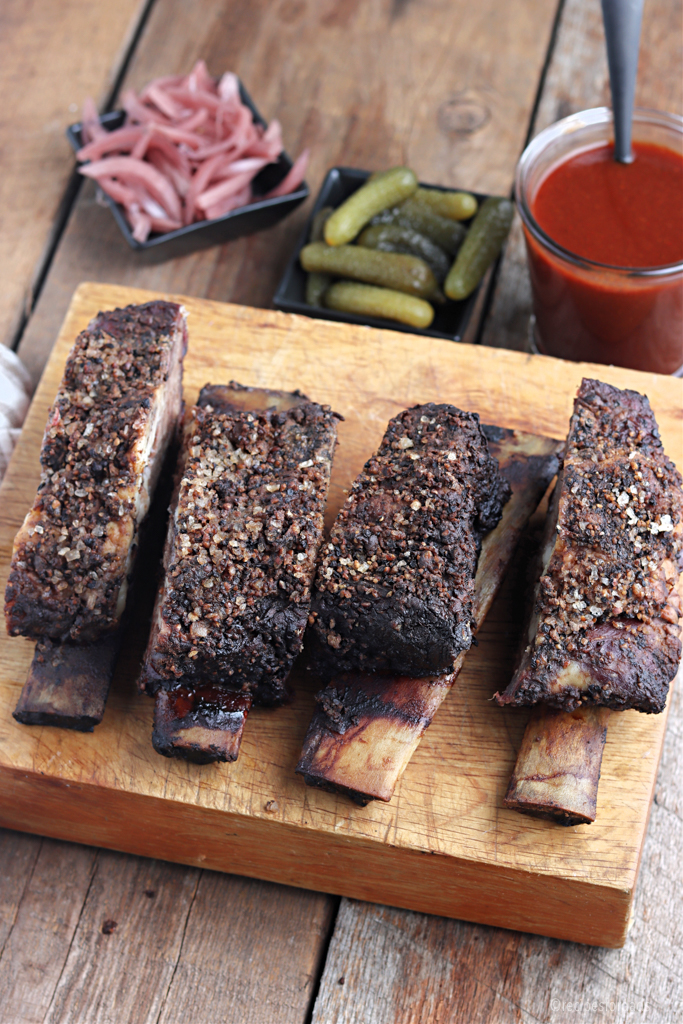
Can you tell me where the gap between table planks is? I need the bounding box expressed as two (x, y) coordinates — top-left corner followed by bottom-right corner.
(1, 282), (682, 949)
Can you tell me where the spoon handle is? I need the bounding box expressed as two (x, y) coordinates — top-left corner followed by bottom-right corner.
(601, 0), (644, 163)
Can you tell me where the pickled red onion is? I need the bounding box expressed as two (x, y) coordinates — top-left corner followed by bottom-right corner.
(77, 61), (308, 242)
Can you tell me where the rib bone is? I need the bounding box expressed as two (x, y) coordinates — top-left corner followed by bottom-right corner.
(503, 705), (611, 826)
(140, 382), (340, 762)
(297, 425), (561, 804)
(6, 301), (187, 729)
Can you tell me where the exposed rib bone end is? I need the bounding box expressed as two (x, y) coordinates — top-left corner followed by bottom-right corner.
(13, 634), (121, 732)
(152, 686), (252, 764)
(503, 705), (610, 826)
(297, 426), (562, 804)
(296, 672), (456, 804)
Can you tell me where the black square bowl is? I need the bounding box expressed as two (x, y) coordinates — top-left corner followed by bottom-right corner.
(273, 167), (487, 342)
(66, 82), (309, 261)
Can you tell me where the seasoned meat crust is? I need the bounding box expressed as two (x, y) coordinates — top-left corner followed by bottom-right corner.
(496, 379), (683, 714)
(140, 383), (340, 706)
(5, 301), (187, 643)
(308, 402), (511, 677)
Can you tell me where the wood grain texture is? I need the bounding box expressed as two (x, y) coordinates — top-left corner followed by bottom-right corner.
(16, 0), (561, 385)
(157, 874), (336, 1024)
(43, 851), (200, 1024)
(481, 0), (683, 352)
(0, 839), (96, 1024)
(0, 829), (42, 955)
(1, 283), (682, 948)
(0, 0), (148, 352)
(312, 676), (683, 1024)
(12, 844), (337, 1024)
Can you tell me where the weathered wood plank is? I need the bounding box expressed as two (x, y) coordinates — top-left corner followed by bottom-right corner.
(42, 851), (200, 1024)
(0, 830), (42, 955)
(157, 875), (336, 1024)
(0, 0), (149, 353)
(0, 840), (336, 1024)
(0, 839), (96, 1024)
(310, 682), (683, 1024)
(481, 0), (683, 352)
(16, 0), (561, 384)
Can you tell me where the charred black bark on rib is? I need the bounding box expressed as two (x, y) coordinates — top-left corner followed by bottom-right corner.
(496, 379), (683, 714)
(140, 383), (340, 713)
(7, 301), (187, 731)
(5, 301), (187, 643)
(297, 426), (562, 805)
(308, 403), (510, 677)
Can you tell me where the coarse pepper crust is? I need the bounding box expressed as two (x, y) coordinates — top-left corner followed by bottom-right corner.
(5, 301), (187, 644)
(496, 379), (683, 713)
(307, 402), (511, 677)
(140, 383), (340, 706)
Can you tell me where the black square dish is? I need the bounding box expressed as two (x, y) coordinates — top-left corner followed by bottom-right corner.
(66, 83), (308, 261)
(273, 166), (487, 342)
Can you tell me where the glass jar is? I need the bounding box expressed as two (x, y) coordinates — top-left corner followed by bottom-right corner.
(515, 107), (683, 375)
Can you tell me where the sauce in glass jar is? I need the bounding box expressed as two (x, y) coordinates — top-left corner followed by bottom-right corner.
(516, 109), (683, 375)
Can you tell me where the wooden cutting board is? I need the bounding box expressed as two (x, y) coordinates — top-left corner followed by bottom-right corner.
(1, 282), (681, 948)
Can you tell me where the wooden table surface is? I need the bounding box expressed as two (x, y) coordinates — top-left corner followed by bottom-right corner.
(0, 1), (681, 1021)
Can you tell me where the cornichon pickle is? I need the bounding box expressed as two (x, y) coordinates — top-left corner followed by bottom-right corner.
(310, 206), (334, 243)
(324, 281), (434, 329)
(324, 167), (418, 246)
(306, 272), (331, 307)
(414, 188), (478, 221)
(373, 197), (466, 256)
(444, 196), (514, 301)
(357, 223), (450, 282)
(300, 241), (440, 300)
(306, 207), (334, 306)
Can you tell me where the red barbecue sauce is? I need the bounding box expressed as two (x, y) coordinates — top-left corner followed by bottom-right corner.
(526, 141), (683, 373)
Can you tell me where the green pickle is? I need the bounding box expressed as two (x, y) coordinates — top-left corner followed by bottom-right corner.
(324, 281), (434, 329)
(310, 206), (334, 243)
(357, 223), (450, 282)
(324, 167), (418, 246)
(373, 197), (466, 256)
(444, 196), (514, 301)
(306, 272), (330, 307)
(306, 206), (334, 306)
(415, 188), (478, 221)
(300, 241), (440, 300)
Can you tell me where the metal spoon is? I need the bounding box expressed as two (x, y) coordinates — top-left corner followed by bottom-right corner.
(601, 0), (644, 163)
